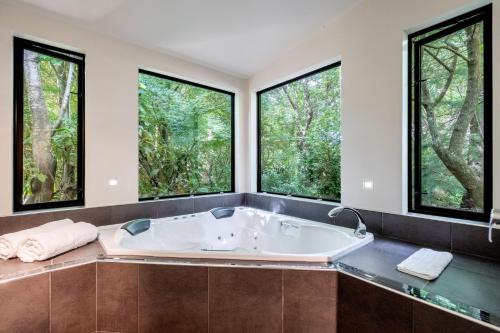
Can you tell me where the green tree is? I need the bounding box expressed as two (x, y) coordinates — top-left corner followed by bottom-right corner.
(23, 50), (79, 204)
(417, 21), (485, 211)
(260, 66), (341, 200)
(138, 73), (232, 198)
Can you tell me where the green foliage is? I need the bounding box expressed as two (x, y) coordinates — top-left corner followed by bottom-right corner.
(138, 73), (232, 198)
(22, 52), (79, 203)
(260, 66), (341, 200)
(413, 22), (485, 211)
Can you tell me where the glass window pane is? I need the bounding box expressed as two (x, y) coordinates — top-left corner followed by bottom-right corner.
(17, 41), (83, 209)
(259, 64), (341, 200)
(419, 22), (484, 212)
(138, 72), (233, 199)
(409, 5), (491, 221)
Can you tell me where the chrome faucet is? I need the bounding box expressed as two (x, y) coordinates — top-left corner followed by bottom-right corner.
(489, 208), (500, 243)
(328, 206), (367, 239)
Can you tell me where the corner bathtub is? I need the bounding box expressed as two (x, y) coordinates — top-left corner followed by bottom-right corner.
(98, 207), (373, 262)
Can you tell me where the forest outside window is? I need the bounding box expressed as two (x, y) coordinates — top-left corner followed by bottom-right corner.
(408, 5), (492, 221)
(257, 62), (341, 201)
(13, 38), (85, 211)
(138, 70), (234, 200)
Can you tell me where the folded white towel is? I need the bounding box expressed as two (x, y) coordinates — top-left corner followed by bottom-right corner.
(0, 219), (74, 260)
(17, 222), (97, 263)
(397, 248), (453, 280)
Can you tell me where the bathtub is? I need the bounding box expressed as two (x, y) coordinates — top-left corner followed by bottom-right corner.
(98, 207), (373, 262)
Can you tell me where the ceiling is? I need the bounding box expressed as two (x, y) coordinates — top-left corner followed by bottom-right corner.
(10, 0), (359, 78)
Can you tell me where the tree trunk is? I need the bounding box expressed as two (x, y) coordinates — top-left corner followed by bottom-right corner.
(421, 25), (483, 210)
(24, 51), (56, 204)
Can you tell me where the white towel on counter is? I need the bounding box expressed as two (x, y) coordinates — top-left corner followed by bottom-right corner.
(0, 219), (74, 260)
(17, 222), (97, 263)
(397, 248), (453, 280)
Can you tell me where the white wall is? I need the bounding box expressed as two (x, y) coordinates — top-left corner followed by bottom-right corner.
(0, 0), (498, 218)
(249, 0), (500, 215)
(0, 2), (248, 216)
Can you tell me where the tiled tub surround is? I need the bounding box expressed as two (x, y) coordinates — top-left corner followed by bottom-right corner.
(1, 259), (498, 333)
(0, 192), (498, 260)
(1, 238), (500, 332)
(0, 193), (499, 331)
(0, 261), (338, 333)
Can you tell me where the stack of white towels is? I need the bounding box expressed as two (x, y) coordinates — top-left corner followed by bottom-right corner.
(0, 219), (97, 263)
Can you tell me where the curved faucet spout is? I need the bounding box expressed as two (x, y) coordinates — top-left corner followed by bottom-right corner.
(328, 206), (367, 239)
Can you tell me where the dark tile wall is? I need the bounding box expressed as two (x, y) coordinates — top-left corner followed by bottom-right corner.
(97, 263), (138, 333)
(338, 272), (413, 333)
(283, 270), (337, 333)
(138, 265), (209, 333)
(245, 193), (383, 234)
(338, 272), (497, 333)
(0, 263), (338, 333)
(245, 193), (500, 261)
(0, 192), (497, 260)
(451, 223), (500, 259)
(0, 193), (245, 234)
(382, 213), (451, 250)
(0, 263), (496, 333)
(413, 300), (497, 333)
(0, 273), (50, 332)
(209, 267), (283, 333)
(51, 263), (96, 333)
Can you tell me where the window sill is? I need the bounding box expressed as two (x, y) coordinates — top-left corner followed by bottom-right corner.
(255, 192), (340, 206)
(404, 211), (490, 227)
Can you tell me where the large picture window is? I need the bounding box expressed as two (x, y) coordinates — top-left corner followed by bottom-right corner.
(138, 70), (234, 199)
(408, 5), (492, 221)
(13, 37), (85, 211)
(257, 62), (341, 201)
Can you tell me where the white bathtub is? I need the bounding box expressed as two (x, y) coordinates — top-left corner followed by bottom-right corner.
(98, 207), (373, 262)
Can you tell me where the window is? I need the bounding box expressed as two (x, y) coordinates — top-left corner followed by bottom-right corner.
(13, 37), (85, 211)
(257, 62), (341, 201)
(138, 70), (234, 199)
(408, 5), (492, 221)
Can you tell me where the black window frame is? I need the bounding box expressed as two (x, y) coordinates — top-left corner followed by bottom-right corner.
(408, 5), (492, 222)
(13, 37), (85, 212)
(138, 69), (236, 201)
(256, 61), (342, 202)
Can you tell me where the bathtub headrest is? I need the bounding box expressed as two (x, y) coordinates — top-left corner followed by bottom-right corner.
(209, 207), (235, 219)
(121, 218), (151, 236)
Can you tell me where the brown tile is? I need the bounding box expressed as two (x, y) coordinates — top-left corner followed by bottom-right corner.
(0, 211), (55, 235)
(209, 267), (282, 333)
(194, 195), (223, 213)
(222, 193), (245, 207)
(111, 202), (157, 224)
(97, 262), (138, 333)
(154, 197), (194, 218)
(283, 270), (337, 333)
(51, 263), (96, 333)
(0, 273), (49, 332)
(52, 240), (103, 264)
(138, 264), (208, 333)
(0, 257), (51, 279)
(451, 223), (500, 261)
(338, 272), (412, 333)
(413, 300), (496, 333)
(382, 213), (451, 250)
(53, 206), (112, 227)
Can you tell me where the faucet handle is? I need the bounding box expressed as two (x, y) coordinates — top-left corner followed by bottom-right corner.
(489, 209), (500, 243)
